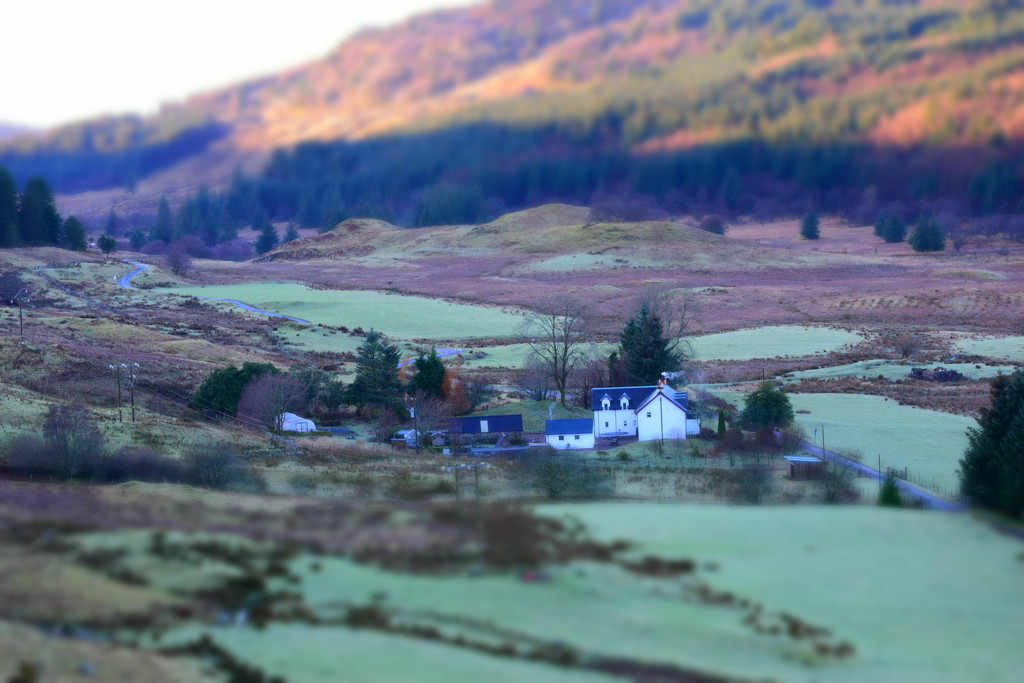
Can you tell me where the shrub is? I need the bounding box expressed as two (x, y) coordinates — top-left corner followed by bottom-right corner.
(43, 403), (105, 479)
(732, 465), (775, 504)
(91, 446), (186, 484)
(740, 382), (794, 429)
(697, 215), (727, 235)
(182, 441), (265, 493)
(4, 434), (59, 479)
(518, 448), (612, 500)
(818, 460), (858, 504)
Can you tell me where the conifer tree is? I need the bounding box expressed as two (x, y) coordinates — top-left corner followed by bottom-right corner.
(959, 370), (1024, 516)
(256, 215), (279, 255)
(345, 331), (403, 412)
(874, 212), (907, 243)
(0, 168), (19, 248)
(18, 177), (62, 245)
(151, 197), (175, 243)
(104, 208), (120, 236)
(800, 210), (820, 240)
(284, 223), (300, 243)
(409, 347), (446, 398)
(619, 303), (680, 384)
(878, 475), (903, 507)
(63, 216), (88, 251)
(909, 215), (946, 252)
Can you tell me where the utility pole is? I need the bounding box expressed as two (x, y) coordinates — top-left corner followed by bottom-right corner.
(127, 363), (139, 422)
(108, 362), (140, 423)
(109, 364), (123, 423)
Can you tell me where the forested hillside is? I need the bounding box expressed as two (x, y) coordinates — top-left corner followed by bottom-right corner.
(4, 0), (1024, 229)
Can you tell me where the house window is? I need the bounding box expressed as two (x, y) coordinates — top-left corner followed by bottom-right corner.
(574, 435), (580, 440)
(604, 421), (609, 428)
(623, 421), (628, 426)
(646, 412), (652, 418)
(620, 396), (630, 409)
(558, 435), (565, 441)
(480, 419), (489, 433)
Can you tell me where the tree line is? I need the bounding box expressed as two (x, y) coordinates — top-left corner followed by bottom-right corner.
(0, 168), (90, 251)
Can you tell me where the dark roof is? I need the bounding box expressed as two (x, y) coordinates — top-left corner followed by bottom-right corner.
(449, 414), (523, 434)
(636, 388), (689, 413)
(591, 386), (657, 411)
(545, 418), (594, 436)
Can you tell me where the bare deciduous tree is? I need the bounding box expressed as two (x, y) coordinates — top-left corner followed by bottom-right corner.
(519, 296), (590, 407)
(515, 354), (553, 401)
(406, 390), (452, 450)
(237, 374), (307, 430)
(569, 349), (609, 408)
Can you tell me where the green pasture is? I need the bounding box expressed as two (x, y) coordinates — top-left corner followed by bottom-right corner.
(558, 504), (1024, 683)
(712, 390), (972, 496)
(782, 360), (1018, 382)
(158, 283), (525, 340)
(460, 326), (865, 372)
(953, 335), (1024, 363)
(691, 325), (863, 361)
(158, 624), (616, 683)
(149, 504), (1024, 683)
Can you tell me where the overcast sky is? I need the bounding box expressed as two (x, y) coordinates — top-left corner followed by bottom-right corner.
(2, 1), (478, 129)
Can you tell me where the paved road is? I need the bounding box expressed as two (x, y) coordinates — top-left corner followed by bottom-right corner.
(802, 441), (964, 511)
(117, 259), (313, 324)
(118, 260), (150, 290)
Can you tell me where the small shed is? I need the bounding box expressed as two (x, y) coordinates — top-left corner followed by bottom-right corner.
(278, 412), (316, 432)
(545, 418), (595, 450)
(784, 455), (823, 480)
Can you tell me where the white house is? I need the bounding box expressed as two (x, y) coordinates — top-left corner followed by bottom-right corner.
(278, 412), (316, 432)
(591, 382), (700, 442)
(545, 418), (595, 450)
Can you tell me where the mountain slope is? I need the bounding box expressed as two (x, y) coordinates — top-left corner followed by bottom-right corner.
(5, 0), (1024, 215)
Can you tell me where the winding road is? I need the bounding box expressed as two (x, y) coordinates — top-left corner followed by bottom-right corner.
(802, 441), (963, 511)
(118, 259), (313, 324)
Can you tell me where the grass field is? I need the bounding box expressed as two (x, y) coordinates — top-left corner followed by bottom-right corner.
(712, 390), (972, 496)
(556, 504), (1024, 683)
(160, 283), (525, 340)
(783, 360), (1018, 382)
(953, 335), (1024, 362)
(690, 325), (863, 361)
(146, 504), (1024, 683)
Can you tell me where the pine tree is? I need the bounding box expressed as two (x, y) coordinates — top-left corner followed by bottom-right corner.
(104, 208), (120, 236)
(878, 475), (903, 507)
(151, 197), (175, 243)
(255, 215), (279, 255)
(619, 303), (680, 384)
(800, 210), (820, 240)
(409, 347), (446, 397)
(0, 167), (19, 248)
(345, 331), (404, 412)
(18, 177), (62, 245)
(959, 370), (1024, 516)
(63, 216), (88, 251)
(909, 215), (946, 252)
(284, 223), (300, 243)
(874, 212), (907, 243)
(717, 411), (727, 437)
